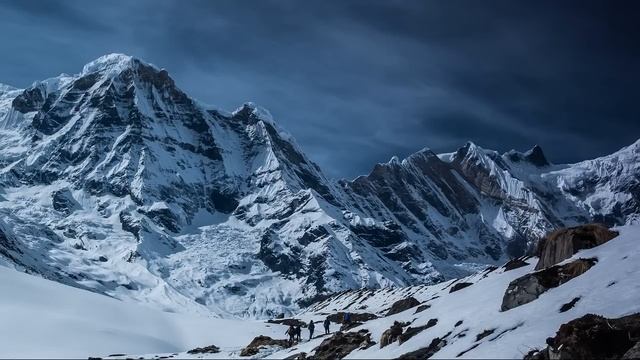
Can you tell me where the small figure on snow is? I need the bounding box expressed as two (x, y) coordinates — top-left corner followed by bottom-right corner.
(323, 318), (331, 334)
(308, 320), (315, 340)
(285, 324), (296, 346)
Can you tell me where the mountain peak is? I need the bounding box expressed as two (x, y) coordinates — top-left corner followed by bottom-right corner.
(81, 53), (140, 75)
(524, 144), (550, 167)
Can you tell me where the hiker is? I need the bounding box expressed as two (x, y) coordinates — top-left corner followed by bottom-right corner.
(323, 318), (331, 334)
(295, 325), (302, 341)
(308, 320), (315, 340)
(285, 324), (296, 346)
(343, 312), (351, 325)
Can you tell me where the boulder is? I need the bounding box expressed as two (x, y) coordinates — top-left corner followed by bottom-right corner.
(186, 345), (220, 354)
(380, 321), (406, 348)
(524, 313), (640, 360)
(386, 297), (420, 316)
(414, 304), (431, 314)
(501, 258), (596, 311)
(308, 330), (375, 360)
(535, 224), (618, 270)
(240, 335), (290, 357)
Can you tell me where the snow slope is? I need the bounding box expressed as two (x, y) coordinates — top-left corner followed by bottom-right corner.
(0, 264), (286, 359)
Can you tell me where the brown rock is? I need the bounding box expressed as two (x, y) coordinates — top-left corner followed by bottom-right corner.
(535, 224), (618, 270)
(308, 330), (375, 360)
(501, 258), (596, 311)
(386, 297), (420, 316)
(326, 312), (377, 324)
(186, 344), (220, 354)
(380, 321), (405, 348)
(240, 335), (290, 357)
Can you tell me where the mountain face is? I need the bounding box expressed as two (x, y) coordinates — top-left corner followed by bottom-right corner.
(0, 54), (638, 318)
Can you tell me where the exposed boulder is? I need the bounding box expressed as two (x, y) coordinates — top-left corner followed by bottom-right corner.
(450, 282), (473, 293)
(524, 313), (640, 360)
(535, 224), (618, 270)
(186, 344), (220, 354)
(501, 258), (596, 311)
(380, 321), (406, 348)
(386, 297), (420, 316)
(240, 335), (290, 357)
(414, 304), (431, 314)
(308, 330), (375, 360)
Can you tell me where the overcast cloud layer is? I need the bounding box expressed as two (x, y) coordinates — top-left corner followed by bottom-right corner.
(0, 0), (638, 178)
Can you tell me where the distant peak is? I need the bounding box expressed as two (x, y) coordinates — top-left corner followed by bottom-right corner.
(505, 144), (550, 167)
(524, 144), (550, 167)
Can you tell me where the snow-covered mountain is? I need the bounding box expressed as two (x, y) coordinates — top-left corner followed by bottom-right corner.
(0, 54), (638, 318)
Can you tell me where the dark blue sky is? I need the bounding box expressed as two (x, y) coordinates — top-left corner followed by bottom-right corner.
(0, 1), (638, 178)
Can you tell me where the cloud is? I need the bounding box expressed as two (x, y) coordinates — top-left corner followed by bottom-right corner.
(0, 0), (638, 178)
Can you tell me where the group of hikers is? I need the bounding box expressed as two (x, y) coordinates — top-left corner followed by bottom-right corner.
(285, 312), (351, 345)
(285, 318), (332, 345)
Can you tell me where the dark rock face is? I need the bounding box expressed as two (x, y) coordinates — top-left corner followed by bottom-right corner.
(240, 335), (290, 357)
(52, 188), (81, 216)
(449, 282), (473, 293)
(187, 345), (220, 354)
(525, 313), (640, 360)
(535, 224), (618, 270)
(524, 145), (550, 167)
(138, 207), (180, 233)
(308, 330), (375, 360)
(414, 304), (431, 314)
(386, 297), (420, 316)
(501, 258), (596, 311)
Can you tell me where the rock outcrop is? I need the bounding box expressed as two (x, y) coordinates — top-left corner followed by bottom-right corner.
(380, 321), (406, 348)
(386, 297), (420, 316)
(240, 336), (290, 357)
(309, 330), (375, 360)
(186, 345), (220, 354)
(501, 258), (596, 311)
(524, 313), (640, 360)
(535, 224), (618, 270)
